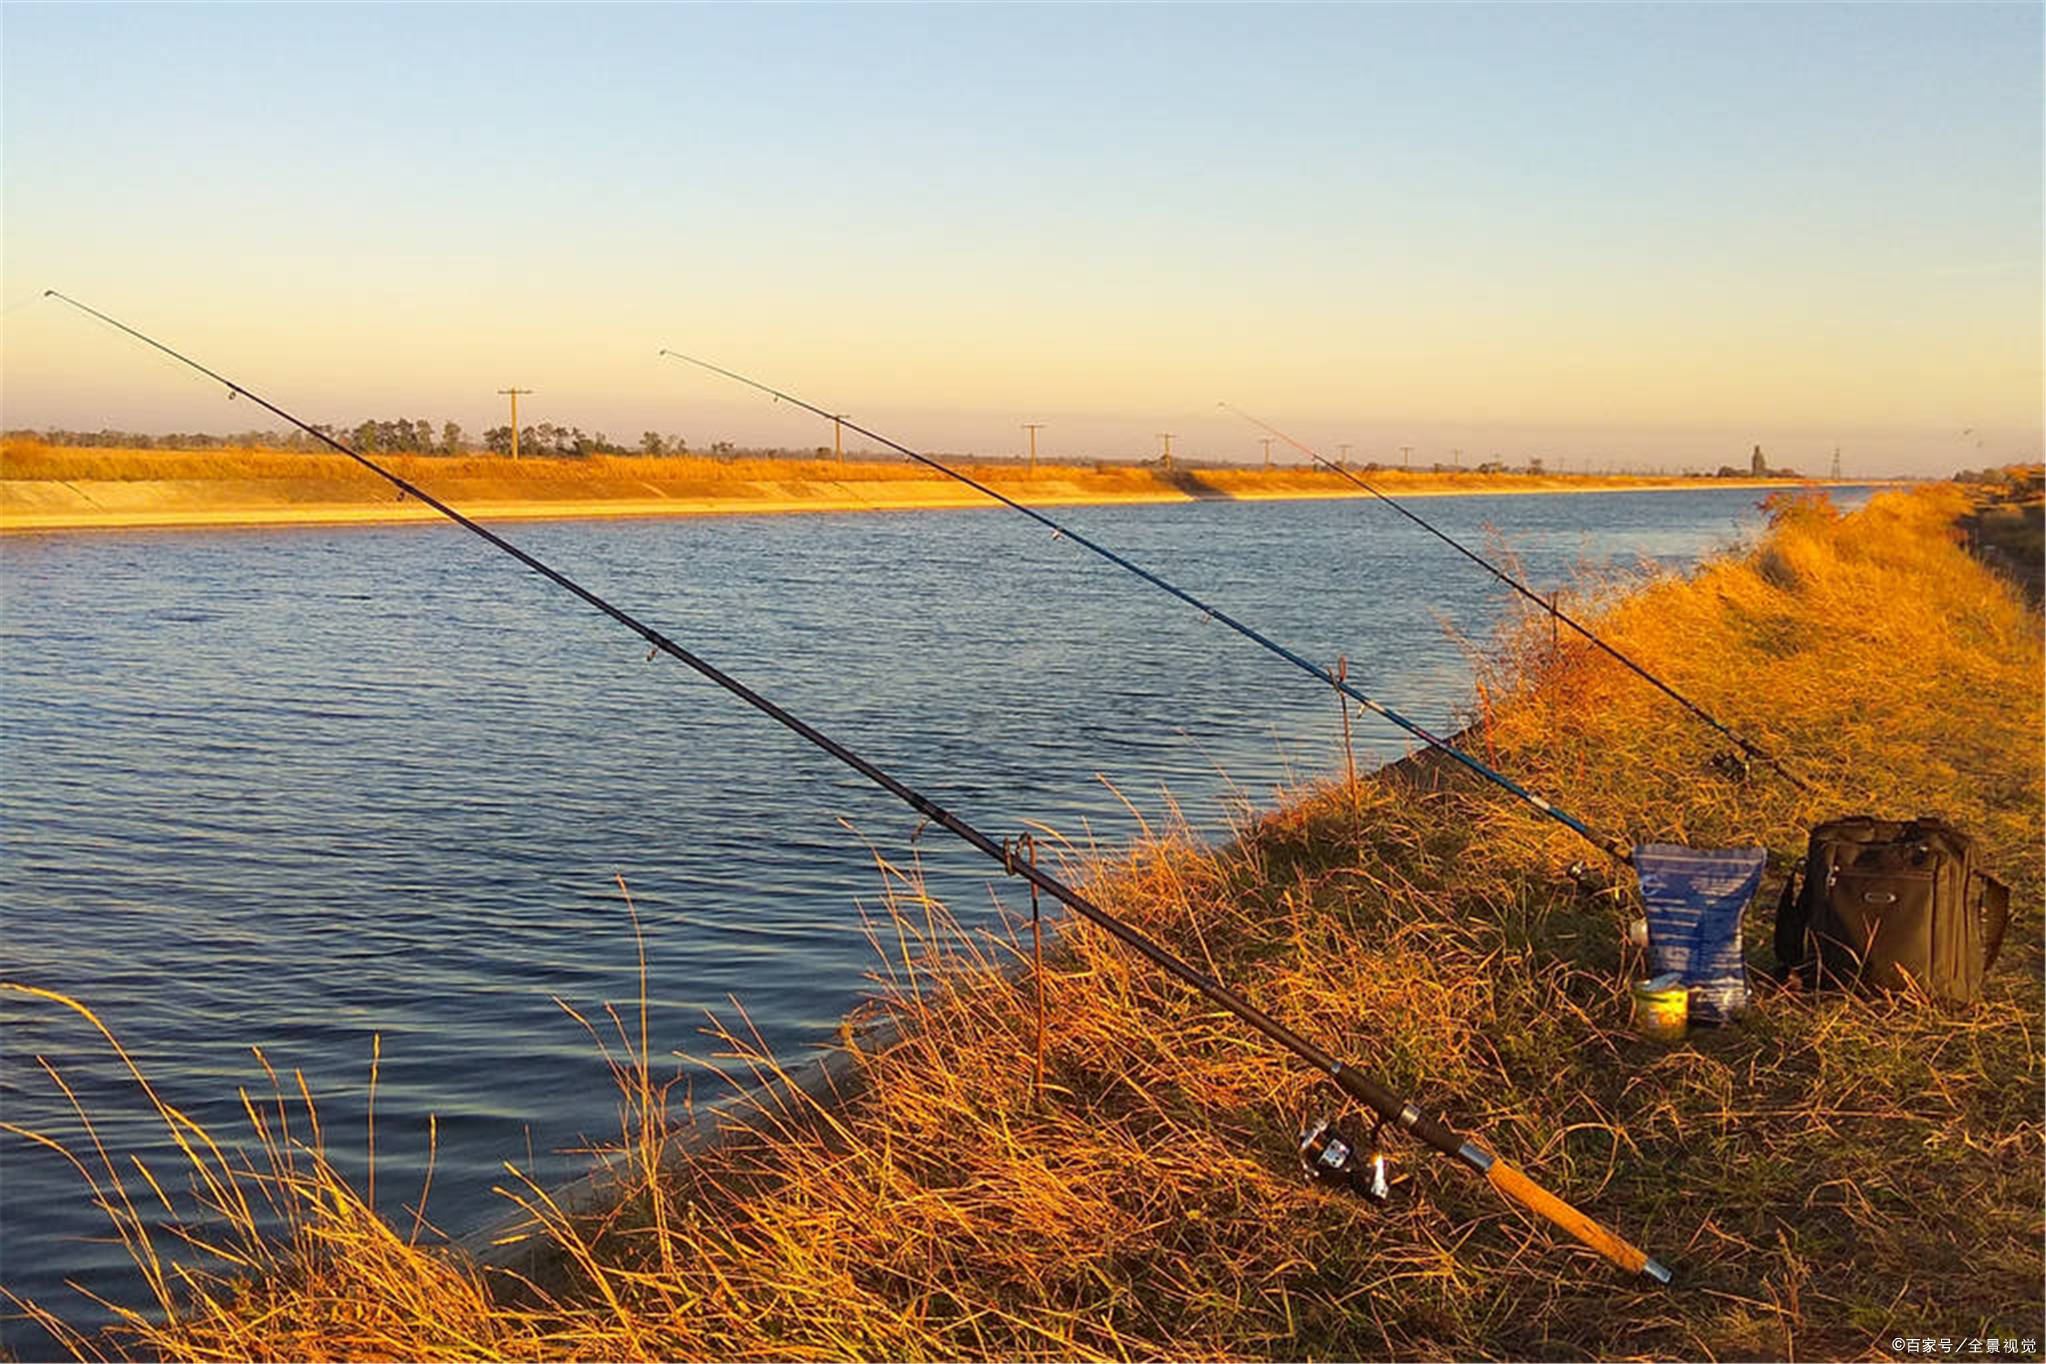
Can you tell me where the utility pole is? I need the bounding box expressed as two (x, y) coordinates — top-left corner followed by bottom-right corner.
(1260, 437), (1274, 469)
(1338, 442), (1352, 470)
(830, 414), (849, 464)
(1399, 444), (1413, 468)
(1831, 445), (1842, 479)
(497, 388), (532, 460)
(1024, 422), (1045, 474)
(1156, 432), (1175, 472)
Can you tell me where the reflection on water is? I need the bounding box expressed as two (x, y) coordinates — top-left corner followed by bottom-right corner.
(0, 485), (1868, 1345)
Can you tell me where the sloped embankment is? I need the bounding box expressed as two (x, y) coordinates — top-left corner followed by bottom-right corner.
(0, 440), (1822, 532)
(19, 486), (2040, 1361)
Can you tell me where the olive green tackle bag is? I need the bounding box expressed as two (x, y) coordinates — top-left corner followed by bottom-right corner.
(1773, 816), (2011, 1004)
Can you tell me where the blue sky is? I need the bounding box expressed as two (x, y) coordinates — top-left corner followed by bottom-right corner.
(3, 3), (2039, 474)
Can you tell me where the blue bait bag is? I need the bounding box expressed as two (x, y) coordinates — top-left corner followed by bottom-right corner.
(1632, 844), (1767, 1022)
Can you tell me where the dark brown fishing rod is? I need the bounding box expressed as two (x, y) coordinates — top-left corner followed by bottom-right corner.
(657, 350), (1635, 866)
(1220, 402), (1815, 794)
(48, 290), (1669, 1284)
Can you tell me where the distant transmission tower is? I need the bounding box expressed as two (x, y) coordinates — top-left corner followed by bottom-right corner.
(1831, 446), (1842, 479)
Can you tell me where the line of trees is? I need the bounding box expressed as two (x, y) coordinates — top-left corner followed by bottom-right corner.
(7, 421), (703, 459)
(478, 424), (694, 458)
(1, 422), (470, 453)
(5, 426), (328, 450)
(4, 423), (899, 465)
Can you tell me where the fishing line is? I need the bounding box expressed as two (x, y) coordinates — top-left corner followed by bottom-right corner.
(657, 350), (1632, 865)
(46, 289), (1668, 1284)
(1219, 402), (1816, 794)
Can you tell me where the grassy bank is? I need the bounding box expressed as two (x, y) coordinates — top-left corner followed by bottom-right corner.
(0, 439), (1829, 533)
(8, 486), (2039, 1361)
(1964, 480), (2044, 605)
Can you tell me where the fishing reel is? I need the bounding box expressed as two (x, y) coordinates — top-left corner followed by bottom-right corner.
(1708, 749), (1754, 783)
(1297, 1114), (1392, 1202)
(1566, 859), (1624, 902)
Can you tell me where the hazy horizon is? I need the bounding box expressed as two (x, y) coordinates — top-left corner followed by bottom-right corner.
(3, 3), (2039, 477)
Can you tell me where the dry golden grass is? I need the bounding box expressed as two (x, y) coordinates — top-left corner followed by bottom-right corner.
(6, 485), (2038, 1361)
(1, 438), (1018, 490)
(1, 436), (1811, 517)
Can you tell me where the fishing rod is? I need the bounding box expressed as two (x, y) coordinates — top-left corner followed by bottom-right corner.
(48, 290), (1669, 1284)
(657, 351), (1633, 866)
(1219, 403), (1815, 795)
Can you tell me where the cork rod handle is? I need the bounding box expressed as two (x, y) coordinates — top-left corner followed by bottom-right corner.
(1485, 1157), (1671, 1283)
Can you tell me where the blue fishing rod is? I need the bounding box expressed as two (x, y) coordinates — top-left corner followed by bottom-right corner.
(658, 350), (1633, 865)
(1217, 404), (1816, 794)
(45, 290), (1669, 1283)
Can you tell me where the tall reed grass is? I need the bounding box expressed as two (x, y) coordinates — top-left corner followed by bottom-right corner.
(5, 486), (2037, 1360)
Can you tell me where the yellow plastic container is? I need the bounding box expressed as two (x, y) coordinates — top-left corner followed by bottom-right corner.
(1632, 973), (1690, 1042)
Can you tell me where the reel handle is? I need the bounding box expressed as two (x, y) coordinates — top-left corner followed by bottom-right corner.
(1327, 1064), (1670, 1284)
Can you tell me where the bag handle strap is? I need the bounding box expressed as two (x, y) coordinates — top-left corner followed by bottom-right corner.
(1772, 860), (1808, 977)
(1972, 869), (2012, 970)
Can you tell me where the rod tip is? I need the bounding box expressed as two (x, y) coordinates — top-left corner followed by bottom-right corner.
(1642, 1256), (1673, 1285)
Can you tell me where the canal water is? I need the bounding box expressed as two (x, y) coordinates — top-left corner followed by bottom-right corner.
(0, 484), (1866, 1347)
